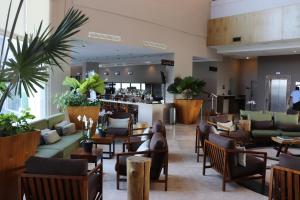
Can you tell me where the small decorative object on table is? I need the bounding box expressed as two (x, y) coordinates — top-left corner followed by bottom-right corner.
(78, 115), (94, 152)
(97, 109), (112, 137)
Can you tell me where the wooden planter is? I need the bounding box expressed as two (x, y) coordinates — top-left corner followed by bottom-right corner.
(0, 131), (40, 200)
(67, 106), (100, 135)
(174, 99), (204, 124)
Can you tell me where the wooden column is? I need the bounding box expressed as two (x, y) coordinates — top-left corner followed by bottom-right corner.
(127, 156), (151, 200)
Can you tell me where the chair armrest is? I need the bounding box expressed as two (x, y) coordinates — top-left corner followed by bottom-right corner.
(87, 163), (103, 177)
(130, 133), (153, 137)
(117, 149), (167, 159)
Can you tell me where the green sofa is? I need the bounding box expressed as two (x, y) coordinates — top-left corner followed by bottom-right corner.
(240, 110), (300, 143)
(30, 113), (83, 158)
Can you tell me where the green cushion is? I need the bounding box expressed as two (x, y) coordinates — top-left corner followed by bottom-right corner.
(251, 129), (281, 137)
(35, 148), (61, 158)
(47, 113), (66, 129)
(274, 113), (298, 126)
(248, 112), (272, 121)
(30, 119), (48, 130)
(39, 132), (82, 151)
(281, 131), (300, 137)
(240, 110), (263, 119)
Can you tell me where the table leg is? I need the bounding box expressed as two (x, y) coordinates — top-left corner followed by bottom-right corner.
(113, 140), (115, 156)
(276, 144), (283, 157)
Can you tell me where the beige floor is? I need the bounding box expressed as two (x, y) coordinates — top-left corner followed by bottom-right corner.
(97, 124), (268, 200)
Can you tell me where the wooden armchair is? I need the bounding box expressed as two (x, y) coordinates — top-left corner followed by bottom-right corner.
(269, 153), (300, 200)
(115, 132), (168, 191)
(203, 134), (267, 192)
(19, 157), (103, 200)
(107, 112), (133, 141)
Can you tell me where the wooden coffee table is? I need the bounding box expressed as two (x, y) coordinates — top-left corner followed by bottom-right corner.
(70, 147), (103, 167)
(271, 136), (300, 157)
(92, 134), (115, 159)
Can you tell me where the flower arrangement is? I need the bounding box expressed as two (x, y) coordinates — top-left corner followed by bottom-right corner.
(77, 114), (94, 152)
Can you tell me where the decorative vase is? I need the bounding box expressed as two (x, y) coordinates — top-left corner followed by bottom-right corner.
(82, 141), (93, 152)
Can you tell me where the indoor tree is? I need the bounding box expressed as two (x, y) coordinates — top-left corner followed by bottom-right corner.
(0, 0), (89, 112)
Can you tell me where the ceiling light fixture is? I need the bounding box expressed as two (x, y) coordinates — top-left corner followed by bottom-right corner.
(145, 61), (151, 64)
(114, 71), (120, 75)
(88, 32), (122, 42)
(103, 72), (109, 75)
(246, 56), (250, 59)
(143, 40), (167, 49)
(128, 71), (133, 75)
(293, 50), (297, 53)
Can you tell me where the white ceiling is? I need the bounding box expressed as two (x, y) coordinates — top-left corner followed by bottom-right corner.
(71, 40), (173, 66)
(211, 39), (300, 59)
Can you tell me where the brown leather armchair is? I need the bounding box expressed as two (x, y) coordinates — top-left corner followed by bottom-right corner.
(203, 134), (267, 192)
(115, 132), (168, 191)
(19, 156), (103, 200)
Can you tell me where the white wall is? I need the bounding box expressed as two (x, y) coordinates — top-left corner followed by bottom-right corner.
(211, 0), (300, 18)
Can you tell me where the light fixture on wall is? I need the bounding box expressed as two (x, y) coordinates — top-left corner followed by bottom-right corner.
(103, 71), (109, 75)
(128, 71), (133, 75)
(114, 71), (120, 75)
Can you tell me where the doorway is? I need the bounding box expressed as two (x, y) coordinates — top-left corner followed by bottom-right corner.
(265, 75), (291, 112)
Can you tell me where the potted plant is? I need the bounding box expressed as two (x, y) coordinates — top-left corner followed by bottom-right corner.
(167, 76), (206, 124)
(0, 0), (88, 198)
(55, 74), (105, 134)
(77, 115), (94, 152)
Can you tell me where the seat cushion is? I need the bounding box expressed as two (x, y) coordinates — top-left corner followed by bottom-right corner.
(88, 174), (101, 200)
(281, 131), (300, 137)
(35, 148), (61, 158)
(279, 153), (300, 170)
(251, 129), (281, 137)
(107, 128), (128, 136)
(38, 132), (82, 151)
(230, 155), (265, 179)
(25, 156), (88, 176)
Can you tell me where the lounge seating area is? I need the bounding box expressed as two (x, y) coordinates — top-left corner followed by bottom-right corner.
(2, 1), (300, 200)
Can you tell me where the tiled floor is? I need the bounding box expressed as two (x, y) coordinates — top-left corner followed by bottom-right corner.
(97, 124), (268, 200)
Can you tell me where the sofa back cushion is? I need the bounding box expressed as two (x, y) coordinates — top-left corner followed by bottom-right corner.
(247, 112), (272, 121)
(208, 134), (235, 149)
(47, 113), (66, 129)
(25, 156), (88, 176)
(279, 153), (300, 170)
(30, 119), (48, 130)
(149, 132), (167, 180)
(251, 120), (274, 130)
(240, 110), (263, 120)
(274, 113), (298, 126)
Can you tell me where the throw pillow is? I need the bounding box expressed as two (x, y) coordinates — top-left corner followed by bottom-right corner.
(210, 126), (220, 135)
(55, 120), (70, 136)
(279, 124), (300, 132)
(235, 146), (246, 167)
(108, 117), (129, 128)
(251, 120), (274, 130)
(141, 127), (151, 141)
(61, 123), (76, 135)
(136, 139), (150, 157)
(217, 121), (236, 132)
(40, 129), (50, 145)
(42, 130), (61, 144)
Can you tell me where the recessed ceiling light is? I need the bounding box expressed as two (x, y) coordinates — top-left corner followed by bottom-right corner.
(293, 50), (297, 53)
(98, 64), (103, 68)
(145, 61), (151, 64)
(246, 57), (250, 59)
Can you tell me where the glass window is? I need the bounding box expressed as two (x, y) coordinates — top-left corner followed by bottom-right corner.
(131, 83), (141, 90)
(141, 83), (146, 91)
(0, 35), (47, 119)
(122, 83), (130, 89)
(115, 83), (121, 91)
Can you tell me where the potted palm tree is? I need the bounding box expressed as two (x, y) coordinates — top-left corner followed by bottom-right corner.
(55, 74), (105, 134)
(0, 0), (88, 199)
(167, 76), (206, 124)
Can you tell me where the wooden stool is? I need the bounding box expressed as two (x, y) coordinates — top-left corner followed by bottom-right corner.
(127, 156), (151, 200)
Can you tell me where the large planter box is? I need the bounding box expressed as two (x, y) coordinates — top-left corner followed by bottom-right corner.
(67, 106), (100, 135)
(175, 99), (204, 124)
(0, 131), (40, 200)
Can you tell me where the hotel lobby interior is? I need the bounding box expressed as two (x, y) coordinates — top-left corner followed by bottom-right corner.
(1, 0), (300, 199)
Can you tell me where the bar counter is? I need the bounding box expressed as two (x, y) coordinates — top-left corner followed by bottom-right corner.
(100, 99), (170, 125)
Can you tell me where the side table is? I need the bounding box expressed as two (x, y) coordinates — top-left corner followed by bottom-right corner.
(70, 147), (103, 167)
(92, 134), (115, 159)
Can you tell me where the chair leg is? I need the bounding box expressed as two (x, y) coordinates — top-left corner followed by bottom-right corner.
(222, 178), (226, 191)
(116, 173), (120, 190)
(195, 132), (198, 153)
(202, 150), (207, 175)
(261, 174), (266, 194)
